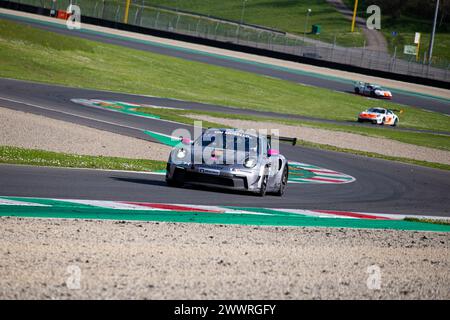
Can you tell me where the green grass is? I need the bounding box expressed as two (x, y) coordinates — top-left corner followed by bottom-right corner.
(0, 146), (166, 171)
(1, 19), (449, 133)
(144, 0), (366, 47)
(136, 107), (450, 152)
(382, 17), (450, 66)
(16, 0), (366, 46)
(342, 0), (450, 63)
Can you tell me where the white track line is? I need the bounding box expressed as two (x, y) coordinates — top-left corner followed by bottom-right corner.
(0, 198), (49, 206)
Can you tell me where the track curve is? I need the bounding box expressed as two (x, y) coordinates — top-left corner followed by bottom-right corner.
(1, 12), (449, 115)
(0, 79), (449, 217)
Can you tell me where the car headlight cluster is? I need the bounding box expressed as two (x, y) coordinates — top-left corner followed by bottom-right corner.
(244, 157), (257, 168)
(176, 148), (187, 159)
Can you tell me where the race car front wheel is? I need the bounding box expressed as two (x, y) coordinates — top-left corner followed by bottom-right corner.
(257, 175), (268, 197)
(166, 170), (184, 187)
(275, 166), (288, 197)
(166, 178), (184, 187)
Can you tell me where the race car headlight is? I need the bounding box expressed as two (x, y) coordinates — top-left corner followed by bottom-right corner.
(244, 158), (257, 168)
(176, 148), (187, 159)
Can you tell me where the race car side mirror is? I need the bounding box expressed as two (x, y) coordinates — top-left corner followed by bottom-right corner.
(180, 137), (192, 145)
(268, 149), (279, 156)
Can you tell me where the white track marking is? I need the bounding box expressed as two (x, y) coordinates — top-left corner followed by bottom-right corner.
(279, 208), (357, 219)
(1, 196), (449, 221)
(0, 198), (49, 206)
(184, 205), (272, 215)
(53, 199), (162, 210)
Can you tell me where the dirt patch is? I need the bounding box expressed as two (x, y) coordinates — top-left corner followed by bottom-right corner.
(0, 217), (448, 299)
(0, 107), (171, 161)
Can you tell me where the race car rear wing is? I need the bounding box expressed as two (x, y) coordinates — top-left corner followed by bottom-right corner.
(267, 135), (297, 146)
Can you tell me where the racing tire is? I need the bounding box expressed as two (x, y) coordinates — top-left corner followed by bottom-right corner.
(379, 118), (385, 125)
(354, 88), (360, 94)
(166, 178), (184, 187)
(166, 171), (184, 187)
(275, 165), (288, 197)
(357, 118), (363, 123)
(256, 175), (268, 197)
(372, 120), (377, 125)
(393, 119), (398, 127)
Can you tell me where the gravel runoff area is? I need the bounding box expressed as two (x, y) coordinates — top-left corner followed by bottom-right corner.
(1, 8), (449, 100)
(189, 114), (450, 165)
(0, 217), (448, 299)
(0, 107), (171, 161)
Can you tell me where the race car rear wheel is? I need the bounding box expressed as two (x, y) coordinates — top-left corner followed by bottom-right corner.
(393, 119), (398, 127)
(275, 165), (288, 197)
(354, 88), (360, 94)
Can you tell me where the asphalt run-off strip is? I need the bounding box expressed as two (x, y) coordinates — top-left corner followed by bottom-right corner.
(0, 197), (449, 232)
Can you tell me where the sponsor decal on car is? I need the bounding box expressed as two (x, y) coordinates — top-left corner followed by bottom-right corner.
(198, 168), (221, 176)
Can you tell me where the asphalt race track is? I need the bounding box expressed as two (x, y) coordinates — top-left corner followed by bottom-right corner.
(2, 13), (450, 116)
(0, 78), (446, 135)
(0, 14), (449, 218)
(1, 79), (449, 217)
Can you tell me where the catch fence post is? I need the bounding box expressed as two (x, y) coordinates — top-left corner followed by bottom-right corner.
(114, 4), (120, 22)
(154, 11), (160, 28)
(214, 22), (220, 40)
(175, 14), (180, 30)
(195, 20), (201, 36)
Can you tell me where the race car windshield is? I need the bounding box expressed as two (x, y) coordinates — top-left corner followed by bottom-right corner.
(196, 130), (260, 154)
(367, 108), (386, 114)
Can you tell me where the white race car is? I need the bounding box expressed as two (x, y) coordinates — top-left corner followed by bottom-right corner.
(354, 82), (393, 99)
(166, 128), (294, 197)
(358, 107), (399, 126)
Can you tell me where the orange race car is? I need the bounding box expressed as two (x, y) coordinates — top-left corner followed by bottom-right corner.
(357, 107), (399, 126)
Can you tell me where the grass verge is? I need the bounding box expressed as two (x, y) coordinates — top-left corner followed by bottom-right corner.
(1, 19), (449, 133)
(0, 146), (166, 172)
(149, 0), (366, 47)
